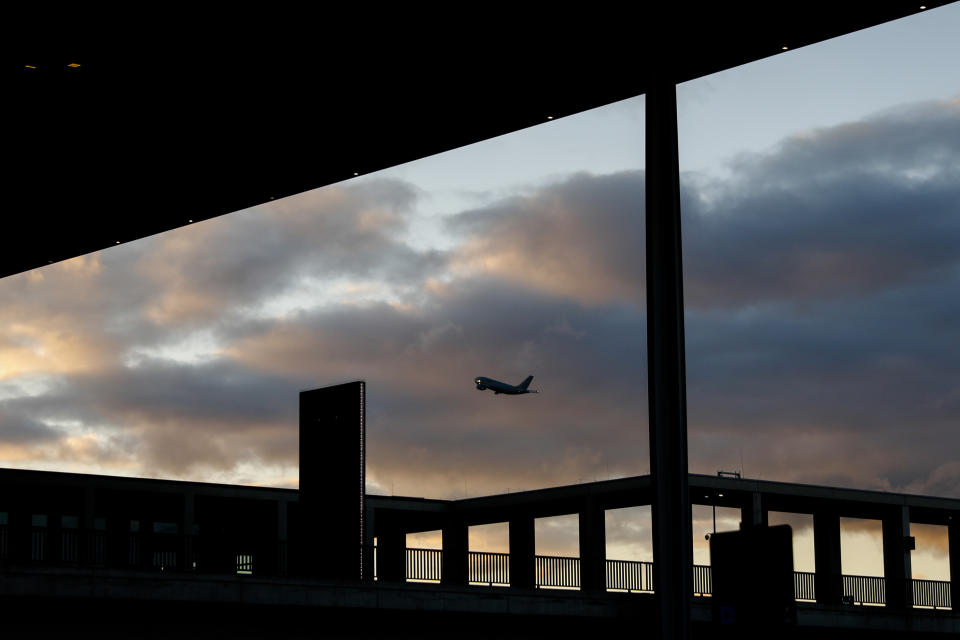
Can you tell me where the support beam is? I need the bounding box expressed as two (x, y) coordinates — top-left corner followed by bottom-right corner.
(579, 500), (606, 593)
(277, 499), (288, 576)
(882, 505), (912, 609)
(646, 55), (692, 640)
(741, 492), (768, 529)
(377, 522), (406, 583)
(949, 516), (960, 612)
(182, 491), (194, 572)
(509, 516), (535, 589)
(441, 519), (468, 586)
(813, 509), (842, 606)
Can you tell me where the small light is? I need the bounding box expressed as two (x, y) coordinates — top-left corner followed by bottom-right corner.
(115, 241), (120, 244)
(547, 116), (554, 120)
(188, 219), (193, 223)
(354, 172), (359, 176)
(782, 46), (789, 51)
(920, 5), (926, 9)
(67, 63), (81, 68)
(25, 64), (37, 69)
(718, 493), (724, 497)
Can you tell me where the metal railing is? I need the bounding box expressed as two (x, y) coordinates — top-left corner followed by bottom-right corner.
(606, 558), (653, 592)
(535, 554), (580, 589)
(0, 527), (951, 610)
(843, 574), (886, 606)
(692, 564), (712, 596)
(406, 547), (442, 582)
(795, 570), (816, 602)
(913, 577), (952, 609)
(468, 550), (510, 586)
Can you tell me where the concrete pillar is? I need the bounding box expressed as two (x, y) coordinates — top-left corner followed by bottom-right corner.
(182, 491), (195, 572)
(741, 492), (767, 529)
(949, 516), (960, 612)
(277, 499), (288, 576)
(377, 521), (406, 583)
(813, 509), (842, 606)
(82, 486), (95, 564)
(579, 501), (606, 593)
(509, 516), (535, 589)
(441, 519), (468, 586)
(882, 505), (912, 609)
(363, 505), (376, 582)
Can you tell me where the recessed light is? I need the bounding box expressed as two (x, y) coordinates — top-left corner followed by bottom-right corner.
(354, 172), (359, 176)
(782, 46), (789, 51)
(547, 116), (554, 120)
(188, 219), (193, 223)
(115, 241), (120, 244)
(920, 5), (926, 9)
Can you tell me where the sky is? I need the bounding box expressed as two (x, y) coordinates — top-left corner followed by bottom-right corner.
(1, 4), (958, 580)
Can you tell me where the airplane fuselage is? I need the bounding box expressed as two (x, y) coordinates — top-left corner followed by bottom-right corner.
(474, 376), (538, 395)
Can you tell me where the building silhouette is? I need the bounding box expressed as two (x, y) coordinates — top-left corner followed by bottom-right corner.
(0, 382), (958, 637)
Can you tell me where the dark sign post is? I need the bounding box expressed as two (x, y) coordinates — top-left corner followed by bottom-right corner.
(299, 381), (366, 580)
(710, 524), (797, 633)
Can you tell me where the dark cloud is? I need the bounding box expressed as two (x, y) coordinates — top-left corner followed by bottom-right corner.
(683, 98), (960, 309)
(0, 409), (62, 444)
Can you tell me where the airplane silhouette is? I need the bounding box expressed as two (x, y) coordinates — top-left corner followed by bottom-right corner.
(474, 375), (539, 395)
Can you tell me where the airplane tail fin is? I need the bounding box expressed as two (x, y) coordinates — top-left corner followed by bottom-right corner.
(518, 375), (534, 391)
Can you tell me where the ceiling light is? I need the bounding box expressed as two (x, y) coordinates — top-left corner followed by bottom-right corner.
(782, 46), (789, 51)
(354, 172), (359, 176)
(547, 116), (554, 120)
(115, 241), (120, 244)
(25, 64), (37, 69)
(67, 63), (81, 68)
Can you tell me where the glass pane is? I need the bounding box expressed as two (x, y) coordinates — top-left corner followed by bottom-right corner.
(679, 7), (960, 493)
(0, 94), (647, 500)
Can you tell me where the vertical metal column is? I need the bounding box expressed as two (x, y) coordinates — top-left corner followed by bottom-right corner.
(646, 66), (692, 639)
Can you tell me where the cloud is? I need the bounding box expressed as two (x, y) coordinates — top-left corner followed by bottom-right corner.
(446, 171), (645, 307)
(0, 95), (958, 534)
(683, 97), (960, 309)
